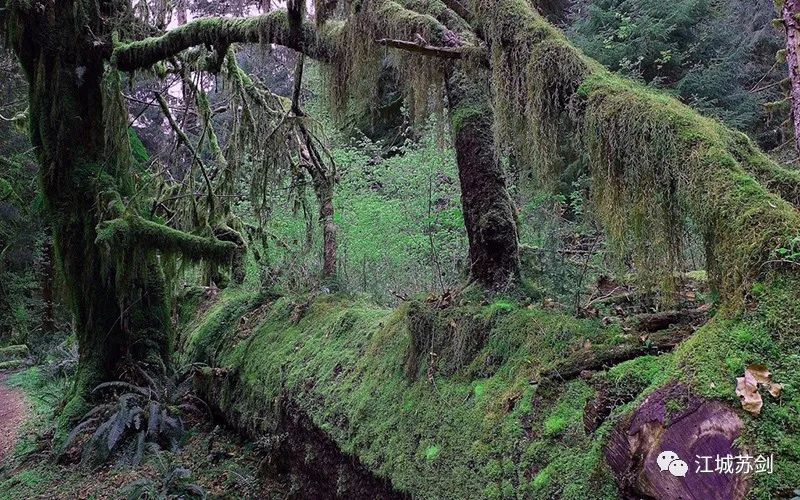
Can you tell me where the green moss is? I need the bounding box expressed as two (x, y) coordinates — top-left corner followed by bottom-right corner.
(184, 292), (632, 499)
(532, 469), (550, 490)
(95, 215), (236, 264)
(450, 106), (487, 136)
(182, 273), (800, 498)
(0, 468), (54, 494)
(476, 0), (800, 304)
(543, 415), (567, 437)
(0, 344), (29, 361)
(424, 444), (441, 461)
(128, 128), (149, 166)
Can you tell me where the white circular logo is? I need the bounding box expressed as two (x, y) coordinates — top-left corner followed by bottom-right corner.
(657, 451), (688, 477)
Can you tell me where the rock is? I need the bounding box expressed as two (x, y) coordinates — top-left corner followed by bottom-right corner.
(605, 383), (749, 499)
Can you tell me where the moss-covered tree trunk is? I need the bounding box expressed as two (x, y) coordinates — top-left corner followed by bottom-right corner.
(7, 3), (173, 420)
(40, 236), (56, 337)
(445, 71), (520, 290)
(317, 182), (338, 280)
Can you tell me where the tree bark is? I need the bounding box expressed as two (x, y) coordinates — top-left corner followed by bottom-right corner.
(40, 236), (55, 337)
(318, 185), (337, 279)
(292, 54), (339, 281)
(445, 71), (520, 290)
(783, 0), (800, 155)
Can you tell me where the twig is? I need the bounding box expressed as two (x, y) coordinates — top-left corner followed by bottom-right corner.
(156, 92), (216, 220)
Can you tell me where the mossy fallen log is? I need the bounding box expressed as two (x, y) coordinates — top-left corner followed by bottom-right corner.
(182, 284), (800, 499)
(0, 359), (26, 371)
(0, 345), (29, 363)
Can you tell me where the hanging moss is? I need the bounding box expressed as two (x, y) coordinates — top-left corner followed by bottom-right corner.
(325, 0), (459, 124)
(468, 0), (800, 303)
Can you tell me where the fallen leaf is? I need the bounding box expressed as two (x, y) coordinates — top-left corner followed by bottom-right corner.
(736, 364), (783, 415)
(736, 371), (763, 415)
(746, 364), (783, 399)
(746, 364), (771, 385)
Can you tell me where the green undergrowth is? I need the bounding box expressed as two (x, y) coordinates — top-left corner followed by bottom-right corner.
(183, 277), (800, 498)
(0, 367), (287, 499)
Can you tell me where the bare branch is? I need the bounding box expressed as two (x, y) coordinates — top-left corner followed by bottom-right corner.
(438, 0), (473, 24)
(375, 37), (476, 60)
(155, 92), (217, 220)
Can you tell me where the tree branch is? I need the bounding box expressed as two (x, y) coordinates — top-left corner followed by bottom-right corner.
(375, 37), (478, 61)
(155, 92), (216, 220)
(113, 10), (334, 71)
(95, 216), (236, 263)
(437, 0), (472, 24)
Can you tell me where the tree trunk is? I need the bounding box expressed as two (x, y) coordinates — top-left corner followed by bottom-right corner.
(40, 236), (55, 337)
(445, 71), (520, 291)
(783, 0), (800, 154)
(318, 184), (338, 280)
(292, 54), (338, 282)
(8, 4), (172, 422)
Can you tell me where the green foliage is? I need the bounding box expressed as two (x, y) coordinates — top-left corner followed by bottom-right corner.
(65, 366), (203, 467)
(772, 235), (800, 263)
(0, 152), (48, 345)
(255, 118), (467, 302)
(570, 0), (784, 139)
(120, 453), (207, 500)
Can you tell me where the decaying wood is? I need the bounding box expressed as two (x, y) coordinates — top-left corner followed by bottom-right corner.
(539, 306), (708, 382)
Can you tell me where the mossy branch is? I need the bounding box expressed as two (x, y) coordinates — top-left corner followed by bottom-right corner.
(113, 10), (335, 71)
(375, 37), (485, 63)
(472, 0), (800, 302)
(95, 216), (236, 263)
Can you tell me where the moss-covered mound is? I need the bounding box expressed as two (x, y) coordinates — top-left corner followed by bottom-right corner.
(180, 281), (800, 499)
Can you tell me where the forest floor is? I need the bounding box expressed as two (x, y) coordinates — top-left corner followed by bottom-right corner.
(0, 373), (29, 465)
(0, 368), (288, 499)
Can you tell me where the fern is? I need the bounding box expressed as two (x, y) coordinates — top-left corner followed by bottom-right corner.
(65, 364), (206, 467)
(120, 451), (206, 499)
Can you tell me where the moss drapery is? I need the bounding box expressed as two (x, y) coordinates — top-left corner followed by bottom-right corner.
(4, 2), (238, 428)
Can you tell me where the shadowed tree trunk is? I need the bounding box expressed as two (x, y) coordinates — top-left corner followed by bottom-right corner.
(40, 236), (55, 337)
(445, 71), (520, 290)
(358, 0), (522, 290)
(317, 181), (338, 279)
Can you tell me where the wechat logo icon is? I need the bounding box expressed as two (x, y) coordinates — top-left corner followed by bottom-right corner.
(657, 451), (689, 477)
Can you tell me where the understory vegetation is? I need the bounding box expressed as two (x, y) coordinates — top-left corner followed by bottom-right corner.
(1, 0), (800, 499)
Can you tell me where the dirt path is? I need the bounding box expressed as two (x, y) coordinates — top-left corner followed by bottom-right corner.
(0, 373), (28, 464)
